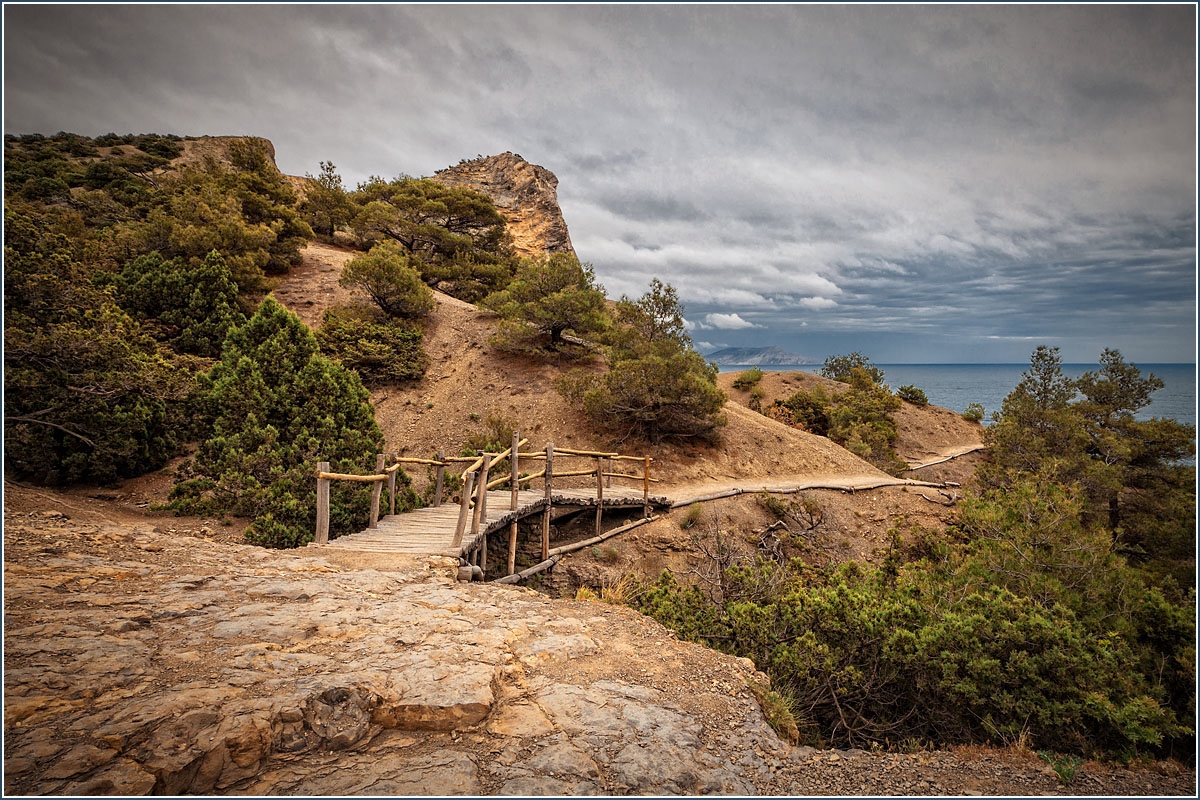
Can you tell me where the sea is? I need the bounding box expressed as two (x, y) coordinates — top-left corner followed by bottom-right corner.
(716, 363), (1197, 428)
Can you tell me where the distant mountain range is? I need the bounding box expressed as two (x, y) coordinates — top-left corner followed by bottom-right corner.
(703, 346), (819, 366)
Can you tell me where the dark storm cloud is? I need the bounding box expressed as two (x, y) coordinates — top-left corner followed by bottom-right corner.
(4, 4), (1194, 362)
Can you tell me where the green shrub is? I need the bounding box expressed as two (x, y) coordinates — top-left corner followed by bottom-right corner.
(462, 412), (518, 456)
(339, 242), (434, 319)
(679, 503), (705, 530)
(637, 560), (1188, 757)
(732, 367), (764, 390)
(562, 349), (727, 443)
(896, 384), (928, 406)
(749, 385), (766, 412)
(484, 252), (609, 354)
(820, 352), (884, 385)
(774, 368), (906, 474)
(746, 677), (801, 745)
(962, 402), (985, 423)
(559, 279), (726, 443)
(775, 385), (832, 436)
(315, 306), (427, 386)
(419, 250), (515, 304)
(1037, 751), (1085, 784)
(299, 161), (353, 238)
(3, 208), (190, 484)
(756, 492), (789, 519)
(115, 249), (246, 357)
(349, 176), (507, 265)
(169, 297), (396, 547)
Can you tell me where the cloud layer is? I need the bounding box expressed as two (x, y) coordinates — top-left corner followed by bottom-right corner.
(4, 5), (1194, 362)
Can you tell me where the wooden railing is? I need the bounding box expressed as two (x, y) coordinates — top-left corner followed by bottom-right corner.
(315, 432), (655, 578)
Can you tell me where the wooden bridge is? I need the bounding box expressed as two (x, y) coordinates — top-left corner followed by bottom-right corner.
(306, 435), (670, 582)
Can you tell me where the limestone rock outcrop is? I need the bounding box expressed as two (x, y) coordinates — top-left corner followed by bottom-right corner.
(171, 136), (280, 173)
(2, 511), (780, 796)
(433, 152), (575, 258)
(5, 504), (1195, 796)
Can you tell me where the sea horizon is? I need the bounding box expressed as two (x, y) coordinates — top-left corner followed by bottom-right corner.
(714, 362), (1197, 428)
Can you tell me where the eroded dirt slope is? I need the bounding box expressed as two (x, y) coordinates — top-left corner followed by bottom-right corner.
(274, 244), (967, 499)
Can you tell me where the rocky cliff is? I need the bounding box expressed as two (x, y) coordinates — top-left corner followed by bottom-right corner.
(433, 152), (575, 258)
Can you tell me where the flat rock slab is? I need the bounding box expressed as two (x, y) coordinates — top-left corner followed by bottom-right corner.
(3, 516), (775, 796)
(5, 512), (1196, 797)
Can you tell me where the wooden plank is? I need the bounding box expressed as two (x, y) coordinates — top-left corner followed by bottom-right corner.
(547, 516), (657, 557)
(492, 554), (561, 585)
(644, 454), (651, 517)
(388, 464), (396, 516)
(471, 455), (490, 538)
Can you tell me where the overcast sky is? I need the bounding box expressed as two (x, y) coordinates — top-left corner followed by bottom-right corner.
(4, 4), (1196, 363)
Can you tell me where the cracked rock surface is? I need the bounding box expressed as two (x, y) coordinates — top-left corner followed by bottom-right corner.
(4, 508), (1195, 796)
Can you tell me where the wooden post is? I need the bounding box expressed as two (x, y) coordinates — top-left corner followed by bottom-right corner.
(643, 454), (651, 518)
(388, 461), (397, 517)
(453, 471), (475, 548)
(510, 432), (520, 511)
(315, 461), (331, 544)
(507, 520), (518, 577)
(542, 443), (553, 561)
(471, 455), (490, 539)
(369, 453), (385, 528)
(605, 457), (612, 488)
(434, 450), (445, 507)
(507, 433), (519, 577)
(479, 454), (491, 528)
(595, 457), (604, 537)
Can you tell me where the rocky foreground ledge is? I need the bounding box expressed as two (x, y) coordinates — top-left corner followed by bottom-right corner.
(4, 510), (1195, 796)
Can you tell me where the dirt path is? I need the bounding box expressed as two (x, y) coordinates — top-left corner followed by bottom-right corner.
(666, 473), (947, 507)
(904, 442), (988, 471)
(270, 241), (357, 329)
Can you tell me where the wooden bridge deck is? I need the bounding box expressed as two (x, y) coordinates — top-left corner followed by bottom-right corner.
(314, 487), (671, 558)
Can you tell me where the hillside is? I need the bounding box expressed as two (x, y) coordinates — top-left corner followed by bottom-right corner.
(705, 345), (818, 365)
(272, 244), (945, 497)
(262, 242), (987, 593)
(8, 136), (1191, 793)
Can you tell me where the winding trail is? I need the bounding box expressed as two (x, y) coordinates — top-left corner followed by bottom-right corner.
(902, 443), (988, 471)
(667, 473), (950, 508)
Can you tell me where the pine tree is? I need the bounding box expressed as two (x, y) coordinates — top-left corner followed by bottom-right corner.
(171, 297), (389, 547)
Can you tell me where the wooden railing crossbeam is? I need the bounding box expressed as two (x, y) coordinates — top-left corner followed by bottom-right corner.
(314, 433), (660, 578)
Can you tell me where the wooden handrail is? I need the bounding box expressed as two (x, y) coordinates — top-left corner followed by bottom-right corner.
(602, 471), (662, 483)
(515, 468), (546, 484)
(318, 471), (388, 483)
(542, 467), (598, 479)
(460, 438), (529, 478)
(316, 433), (656, 550)
(551, 446), (619, 457)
